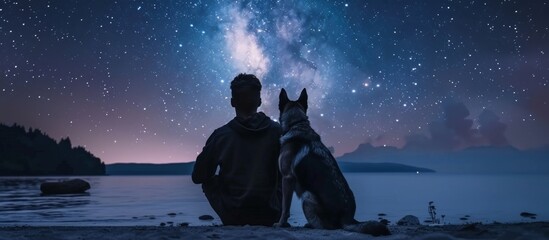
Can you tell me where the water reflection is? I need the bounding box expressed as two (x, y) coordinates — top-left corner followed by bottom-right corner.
(0, 178), (43, 188)
(0, 178), (91, 212)
(1, 175), (547, 226)
(0, 176), (215, 226)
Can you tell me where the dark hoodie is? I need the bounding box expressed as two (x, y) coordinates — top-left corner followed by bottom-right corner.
(192, 112), (281, 213)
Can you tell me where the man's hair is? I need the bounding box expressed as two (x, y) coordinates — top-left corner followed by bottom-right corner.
(230, 73), (262, 112)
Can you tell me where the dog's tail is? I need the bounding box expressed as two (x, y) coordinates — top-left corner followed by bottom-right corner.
(343, 220), (391, 236)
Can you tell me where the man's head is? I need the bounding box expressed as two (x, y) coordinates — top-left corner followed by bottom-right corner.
(230, 73), (262, 115)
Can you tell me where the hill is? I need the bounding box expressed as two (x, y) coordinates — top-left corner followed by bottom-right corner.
(338, 162), (434, 173)
(0, 123), (105, 176)
(337, 143), (549, 174)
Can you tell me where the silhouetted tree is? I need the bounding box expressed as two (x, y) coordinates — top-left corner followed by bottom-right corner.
(0, 123), (105, 176)
(59, 137), (72, 149)
(56, 160), (74, 175)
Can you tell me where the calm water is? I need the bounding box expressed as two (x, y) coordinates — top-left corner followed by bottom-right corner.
(0, 173), (547, 226)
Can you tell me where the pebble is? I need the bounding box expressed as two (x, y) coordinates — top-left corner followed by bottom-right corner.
(520, 212), (537, 218)
(199, 215), (214, 220)
(179, 222), (189, 227)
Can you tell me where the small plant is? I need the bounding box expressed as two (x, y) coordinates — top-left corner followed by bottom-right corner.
(428, 201), (440, 224)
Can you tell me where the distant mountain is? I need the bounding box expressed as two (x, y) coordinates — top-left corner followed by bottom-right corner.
(337, 143), (549, 174)
(106, 162), (194, 175)
(0, 123), (105, 176)
(106, 161), (433, 175)
(338, 162), (434, 173)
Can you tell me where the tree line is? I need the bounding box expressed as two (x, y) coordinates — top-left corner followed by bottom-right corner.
(0, 123), (105, 175)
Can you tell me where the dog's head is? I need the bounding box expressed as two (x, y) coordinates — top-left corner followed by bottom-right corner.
(278, 88), (308, 132)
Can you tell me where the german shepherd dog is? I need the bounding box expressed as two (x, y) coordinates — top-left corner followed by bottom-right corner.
(274, 88), (390, 236)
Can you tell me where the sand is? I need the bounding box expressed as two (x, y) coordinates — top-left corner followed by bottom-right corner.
(1, 222), (548, 240)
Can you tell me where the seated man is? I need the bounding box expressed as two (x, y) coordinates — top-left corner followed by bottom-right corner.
(192, 73), (281, 226)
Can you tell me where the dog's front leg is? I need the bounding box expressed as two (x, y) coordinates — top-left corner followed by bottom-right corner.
(274, 148), (295, 228)
(274, 174), (294, 227)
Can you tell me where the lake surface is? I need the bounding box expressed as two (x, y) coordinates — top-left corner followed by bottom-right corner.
(1, 173), (547, 226)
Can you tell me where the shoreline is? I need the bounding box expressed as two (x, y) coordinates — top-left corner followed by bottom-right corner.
(1, 222), (548, 240)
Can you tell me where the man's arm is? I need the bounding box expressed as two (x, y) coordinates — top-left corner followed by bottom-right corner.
(192, 132), (219, 184)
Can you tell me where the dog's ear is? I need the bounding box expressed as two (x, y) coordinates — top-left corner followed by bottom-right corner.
(279, 88), (289, 112)
(298, 88), (308, 112)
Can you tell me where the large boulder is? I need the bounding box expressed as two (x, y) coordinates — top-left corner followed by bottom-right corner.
(397, 215), (420, 226)
(40, 179), (90, 194)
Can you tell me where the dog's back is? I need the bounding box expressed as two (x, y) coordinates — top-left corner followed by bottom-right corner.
(293, 140), (357, 227)
(276, 88), (390, 236)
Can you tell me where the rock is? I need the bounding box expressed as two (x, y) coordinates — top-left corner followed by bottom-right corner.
(199, 215), (214, 220)
(378, 213), (387, 217)
(397, 215), (420, 226)
(520, 212), (537, 218)
(40, 179), (90, 194)
(179, 222), (189, 227)
(379, 219), (390, 225)
(160, 222), (166, 227)
(460, 223), (480, 231)
(167, 213), (176, 216)
(360, 221), (391, 237)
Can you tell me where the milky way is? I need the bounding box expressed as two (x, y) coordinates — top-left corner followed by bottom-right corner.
(1, 1), (548, 163)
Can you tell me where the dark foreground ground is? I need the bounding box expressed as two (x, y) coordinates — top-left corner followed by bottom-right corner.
(0, 222), (548, 240)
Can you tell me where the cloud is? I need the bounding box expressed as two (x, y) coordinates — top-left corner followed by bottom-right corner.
(403, 102), (508, 150)
(224, 6), (270, 79)
(418, 101), (477, 150)
(443, 102), (474, 140)
(428, 120), (461, 150)
(403, 133), (432, 150)
(478, 109), (508, 146)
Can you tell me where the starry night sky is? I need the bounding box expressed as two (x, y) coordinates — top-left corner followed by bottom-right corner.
(1, 0), (548, 164)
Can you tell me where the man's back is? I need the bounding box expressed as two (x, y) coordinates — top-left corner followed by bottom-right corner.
(192, 112), (281, 225)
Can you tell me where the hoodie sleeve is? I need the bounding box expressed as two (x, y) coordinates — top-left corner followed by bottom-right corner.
(192, 131), (219, 184)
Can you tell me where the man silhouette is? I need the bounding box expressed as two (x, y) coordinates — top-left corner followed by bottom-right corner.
(192, 73), (282, 226)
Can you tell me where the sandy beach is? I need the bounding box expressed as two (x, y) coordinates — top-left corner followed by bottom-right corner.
(1, 222), (548, 240)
